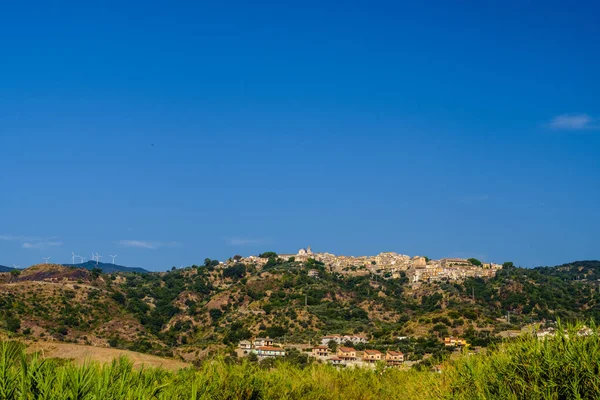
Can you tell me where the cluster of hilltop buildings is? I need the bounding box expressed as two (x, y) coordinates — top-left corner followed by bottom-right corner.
(237, 247), (502, 284)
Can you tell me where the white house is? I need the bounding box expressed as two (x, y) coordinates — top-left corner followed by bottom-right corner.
(253, 337), (274, 347)
(256, 346), (286, 358)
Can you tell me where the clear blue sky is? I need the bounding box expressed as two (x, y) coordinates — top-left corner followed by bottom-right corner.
(1, 1), (599, 271)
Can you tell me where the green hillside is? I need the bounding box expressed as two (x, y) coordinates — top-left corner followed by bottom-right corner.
(1, 258), (599, 363)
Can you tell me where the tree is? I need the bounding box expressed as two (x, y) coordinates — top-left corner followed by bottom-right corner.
(262, 304), (273, 314)
(468, 258), (482, 267)
(5, 317), (20, 332)
(204, 258), (219, 267)
(90, 267), (102, 280)
(223, 264), (246, 279)
(264, 326), (287, 338)
(327, 340), (338, 352)
(284, 348), (310, 368)
(258, 252), (277, 259)
(209, 308), (223, 325)
(503, 261), (515, 269)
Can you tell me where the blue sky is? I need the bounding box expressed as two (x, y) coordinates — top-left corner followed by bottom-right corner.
(1, 1), (599, 271)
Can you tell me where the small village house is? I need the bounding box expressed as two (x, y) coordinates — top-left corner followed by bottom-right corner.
(328, 357), (344, 367)
(238, 340), (252, 353)
(311, 346), (330, 357)
(337, 347), (357, 361)
(256, 346), (285, 358)
(363, 349), (382, 363)
(345, 334), (368, 344)
(308, 269), (319, 278)
(321, 334), (368, 346)
(385, 350), (404, 366)
(444, 337), (467, 347)
(253, 337), (274, 347)
(321, 335), (342, 346)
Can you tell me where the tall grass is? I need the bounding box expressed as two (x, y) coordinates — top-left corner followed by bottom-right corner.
(0, 322), (598, 399)
(444, 321), (600, 399)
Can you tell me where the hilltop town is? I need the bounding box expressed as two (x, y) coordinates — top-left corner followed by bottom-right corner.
(231, 246), (502, 284)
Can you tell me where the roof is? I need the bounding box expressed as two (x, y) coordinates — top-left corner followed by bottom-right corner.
(328, 357), (342, 361)
(257, 346), (285, 352)
(254, 337), (272, 341)
(338, 347), (355, 353)
(239, 340), (251, 344)
(364, 350), (382, 355)
(387, 351), (404, 356)
(313, 346), (329, 350)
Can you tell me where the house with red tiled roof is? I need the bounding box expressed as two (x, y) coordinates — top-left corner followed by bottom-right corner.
(363, 349), (382, 363)
(337, 347), (357, 360)
(385, 350), (404, 366)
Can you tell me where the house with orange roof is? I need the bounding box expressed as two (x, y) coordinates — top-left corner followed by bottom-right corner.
(385, 350), (404, 366)
(363, 349), (382, 363)
(311, 346), (330, 357)
(337, 347), (357, 360)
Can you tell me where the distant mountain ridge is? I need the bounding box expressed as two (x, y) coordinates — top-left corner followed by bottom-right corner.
(0, 265), (14, 273)
(63, 261), (149, 274)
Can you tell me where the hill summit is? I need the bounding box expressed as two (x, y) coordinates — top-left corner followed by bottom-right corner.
(0, 265), (14, 273)
(63, 261), (149, 274)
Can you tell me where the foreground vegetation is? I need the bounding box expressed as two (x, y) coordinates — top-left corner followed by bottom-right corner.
(0, 323), (598, 399)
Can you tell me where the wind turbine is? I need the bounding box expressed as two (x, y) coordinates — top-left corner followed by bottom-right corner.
(71, 252), (77, 265)
(95, 253), (102, 265)
(42, 256), (51, 264)
(109, 254), (117, 264)
(12, 264), (20, 269)
(80, 256), (86, 263)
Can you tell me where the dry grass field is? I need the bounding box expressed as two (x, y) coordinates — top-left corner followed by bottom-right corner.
(25, 341), (190, 370)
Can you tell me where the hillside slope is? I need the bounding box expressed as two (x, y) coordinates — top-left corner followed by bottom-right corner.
(1, 258), (598, 361)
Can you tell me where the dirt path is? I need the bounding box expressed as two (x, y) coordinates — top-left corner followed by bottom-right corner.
(26, 341), (191, 371)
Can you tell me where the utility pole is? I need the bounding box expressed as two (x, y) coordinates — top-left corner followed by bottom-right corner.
(305, 294), (308, 308)
(507, 311), (510, 324)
